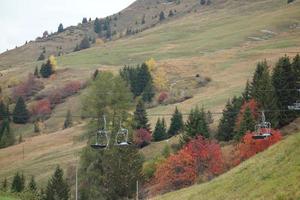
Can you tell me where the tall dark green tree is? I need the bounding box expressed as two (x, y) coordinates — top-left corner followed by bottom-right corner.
(28, 176), (37, 192)
(120, 63), (154, 101)
(79, 72), (143, 200)
(142, 81), (155, 103)
(138, 63), (152, 96)
(181, 106), (209, 145)
(11, 172), (25, 193)
(80, 145), (143, 200)
(251, 61), (279, 127)
(63, 110), (73, 129)
(153, 118), (167, 141)
(34, 66), (39, 77)
(292, 54), (300, 88)
(272, 56), (297, 126)
(79, 36), (90, 50)
(57, 23), (64, 33)
(0, 101), (8, 121)
(94, 18), (102, 34)
(133, 100), (150, 131)
(13, 97), (29, 124)
(235, 106), (256, 140)
(2, 177), (8, 192)
(40, 59), (53, 78)
(167, 107), (184, 136)
(45, 166), (69, 200)
(82, 17), (88, 24)
(242, 80), (252, 102)
(0, 118), (15, 148)
(159, 11), (165, 21)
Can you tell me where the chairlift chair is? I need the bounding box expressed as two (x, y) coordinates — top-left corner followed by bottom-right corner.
(115, 122), (130, 146)
(91, 116), (110, 149)
(252, 111), (272, 140)
(90, 130), (110, 149)
(288, 101), (300, 111)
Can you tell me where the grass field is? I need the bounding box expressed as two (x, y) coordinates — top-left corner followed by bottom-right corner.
(0, 124), (86, 186)
(155, 131), (300, 200)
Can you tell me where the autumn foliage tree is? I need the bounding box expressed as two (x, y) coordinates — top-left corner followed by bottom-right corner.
(237, 130), (282, 162)
(30, 99), (51, 120)
(12, 74), (44, 101)
(153, 150), (197, 194)
(152, 136), (223, 194)
(183, 136), (223, 180)
(134, 128), (152, 148)
(234, 99), (259, 140)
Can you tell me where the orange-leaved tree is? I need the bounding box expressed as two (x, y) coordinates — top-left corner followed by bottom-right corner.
(152, 136), (224, 194)
(152, 150), (197, 194)
(238, 129), (282, 161)
(183, 136), (224, 180)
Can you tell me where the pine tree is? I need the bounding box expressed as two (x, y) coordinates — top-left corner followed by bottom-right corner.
(0, 101), (8, 121)
(13, 97), (29, 124)
(0, 118), (15, 148)
(133, 100), (150, 131)
(28, 176), (37, 192)
(167, 107), (184, 136)
(138, 63), (152, 96)
(94, 18), (102, 33)
(34, 66), (39, 77)
(2, 177), (8, 192)
(200, 0), (206, 5)
(185, 107), (209, 138)
(79, 36), (90, 50)
(182, 106), (209, 144)
(37, 52), (45, 61)
(292, 54), (300, 88)
(242, 80), (252, 102)
(153, 118), (167, 141)
(82, 17), (88, 24)
(45, 166), (69, 200)
(63, 110), (73, 129)
(57, 23), (64, 33)
(159, 11), (165, 21)
(251, 61), (279, 127)
(272, 56), (297, 126)
(11, 172), (25, 193)
(235, 106), (256, 140)
(40, 59), (53, 78)
(142, 82), (155, 103)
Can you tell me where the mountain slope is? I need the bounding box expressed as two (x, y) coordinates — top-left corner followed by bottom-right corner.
(0, 0), (203, 67)
(155, 132), (300, 200)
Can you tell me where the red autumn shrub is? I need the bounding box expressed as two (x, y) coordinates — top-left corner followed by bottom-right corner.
(153, 150), (197, 194)
(235, 99), (259, 129)
(12, 74), (44, 101)
(152, 136), (224, 194)
(134, 128), (152, 148)
(238, 129), (282, 162)
(62, 81), (82, 97)
(30, 99), (51, 119)
(158, 92), (168, 104)
(47, 90), (62, 108)
(183, 136), (224, 178)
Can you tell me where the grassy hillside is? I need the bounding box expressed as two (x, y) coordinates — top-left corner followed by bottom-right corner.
(0, 0), (202, 67)
(0, 0), (300, 189)
(155, 132), (300, 200)
(0, 124), (86, 186)
(57, 0), (300, 126)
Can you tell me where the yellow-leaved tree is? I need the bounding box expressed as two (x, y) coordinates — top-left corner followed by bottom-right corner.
(145, 58), (168, 91)
(49, 55), (57, 72)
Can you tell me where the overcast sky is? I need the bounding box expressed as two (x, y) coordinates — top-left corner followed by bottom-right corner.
(0, 0), (136, 53)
